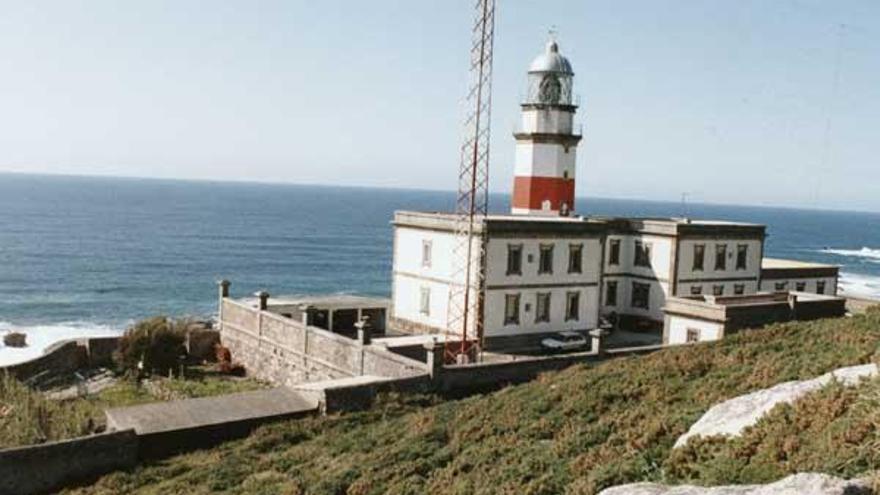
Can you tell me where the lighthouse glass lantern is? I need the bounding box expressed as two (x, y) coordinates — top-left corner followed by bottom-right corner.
(525, 40), (574, 106)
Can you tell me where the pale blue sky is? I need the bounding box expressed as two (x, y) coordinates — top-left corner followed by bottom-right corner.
(1, 1), (877, 211)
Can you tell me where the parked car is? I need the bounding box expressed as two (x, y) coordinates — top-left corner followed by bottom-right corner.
(540, 331), (588, 352)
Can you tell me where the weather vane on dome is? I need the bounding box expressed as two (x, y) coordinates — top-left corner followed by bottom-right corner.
(548, 25), (558, 41)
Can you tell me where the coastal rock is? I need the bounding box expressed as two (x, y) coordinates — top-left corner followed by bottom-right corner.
(3, 331), (27, 348)
(597, 473), (870, 495)
(675, 364), (878, 448)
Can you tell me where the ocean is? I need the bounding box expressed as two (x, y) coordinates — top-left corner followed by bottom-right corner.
(1, 173), (879, 364)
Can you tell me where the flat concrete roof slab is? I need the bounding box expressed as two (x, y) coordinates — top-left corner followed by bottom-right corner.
(105, 387), (318, 435)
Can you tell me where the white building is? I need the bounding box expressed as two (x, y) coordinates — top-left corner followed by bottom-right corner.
(663, 291), (846, 345)
(388, 39), (840, 350)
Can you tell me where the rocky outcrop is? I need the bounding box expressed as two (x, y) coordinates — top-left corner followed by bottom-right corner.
(3, 331), (27, 348)
(598, 473), (871, 495)
(675, 364), (878, 448)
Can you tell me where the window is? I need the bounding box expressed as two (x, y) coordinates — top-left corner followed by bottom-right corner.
(817, 281), (826, 295)
(634, 240), (652, 268)
(734, 284), (745, 295)
(605, 280), (618, 306)
(686, 328), (701, 343)
(713, 285), (724, 296)
(631, 282), (650, 309)
(690, 285), (703, 296)
(608, 239), (621, 266)
(421, 240), (432, 268)
(736, 244), (748, 270)
(419, 287), (430, 316)
(715, 244), (727, 270)
(693, 244), (705, 271)
(504, 294), (520, 325)
(565, 291), (580, 321)
(506, 244), (523, 275)
(775, 281), (788, 291)
(535, 293), (551, 323)
(539, 244), (554, 274)
(568, 244), (583, 274)
(796, 281), (806, 292)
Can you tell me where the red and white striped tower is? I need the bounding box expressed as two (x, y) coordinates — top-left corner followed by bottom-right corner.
(511, 38), (582, 216)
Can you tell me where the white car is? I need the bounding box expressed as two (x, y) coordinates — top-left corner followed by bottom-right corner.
(540, 331), (588, 352)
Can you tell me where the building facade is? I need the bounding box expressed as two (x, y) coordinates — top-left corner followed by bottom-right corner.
(388, 39), (840, 349)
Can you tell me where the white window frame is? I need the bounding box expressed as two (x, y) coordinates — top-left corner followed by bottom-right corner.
(419, 287), (430, 316)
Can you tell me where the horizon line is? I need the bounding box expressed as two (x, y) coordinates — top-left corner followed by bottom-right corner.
(1, 169), (877, 217)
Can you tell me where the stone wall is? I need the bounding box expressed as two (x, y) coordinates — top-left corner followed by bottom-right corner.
(2, 340), (89, 382)
(0, 430), (138, 495)
(1, 329), (220, 383)
(220, 299), (426, 387)
(434, 345), (663, 394)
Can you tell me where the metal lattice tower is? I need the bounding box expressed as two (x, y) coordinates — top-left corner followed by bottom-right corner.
(446, 0), (495, 364)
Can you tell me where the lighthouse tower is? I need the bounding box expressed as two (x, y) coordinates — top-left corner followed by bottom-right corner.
(511, 38), (582, 216)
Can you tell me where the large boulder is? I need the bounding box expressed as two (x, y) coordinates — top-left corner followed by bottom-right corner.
(675, 363), (878, 448)
(598, 473), (870, 495)
(3, 331), (27, 348)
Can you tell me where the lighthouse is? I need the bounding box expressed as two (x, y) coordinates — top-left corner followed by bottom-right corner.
(511, 38), (582, 216)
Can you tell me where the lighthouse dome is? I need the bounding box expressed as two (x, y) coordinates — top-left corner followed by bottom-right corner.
(528, 40), (573, 75)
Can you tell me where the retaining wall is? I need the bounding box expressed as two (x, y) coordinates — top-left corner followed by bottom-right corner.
(220, 299), (426, 387)
(0, 430), (138, 495)
(435, 345), (662, 393)
(2, 330), (222, 383)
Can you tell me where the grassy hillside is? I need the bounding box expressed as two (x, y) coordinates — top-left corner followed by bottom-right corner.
(68, 308), (880, 495)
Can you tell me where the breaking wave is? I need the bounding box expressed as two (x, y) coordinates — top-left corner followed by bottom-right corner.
(838, 272), (880, 300)
(0, 321), (123, 367)
(821, 247), (880, 262)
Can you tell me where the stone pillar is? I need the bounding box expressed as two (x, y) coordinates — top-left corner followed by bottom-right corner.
(218, 279), (230, 299)
(355, 317), (372, 346)
(255, 291), (270, 311)
(589, 329), (608, 356)
(217, 280), (231, 329)
(423, 339), (444, 380)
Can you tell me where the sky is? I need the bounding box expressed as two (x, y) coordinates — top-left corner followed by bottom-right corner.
(0, 1), (878, 212)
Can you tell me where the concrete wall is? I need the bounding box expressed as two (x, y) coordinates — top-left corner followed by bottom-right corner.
(220, 299), (426, 387)
(0, 430), (138, 495)
(676, 239), (762, 289)
(760, 276), (838, 296)
(514, 141), (577, 178)
(484, 236), (602, 336)
(521, 107), (573, 134)
(433, 345), (663, 393)
(601, 234), (674, 322)
(0, 337), (117, 382)
(665, 315), (724, 344)
(392, 226), (472, 333)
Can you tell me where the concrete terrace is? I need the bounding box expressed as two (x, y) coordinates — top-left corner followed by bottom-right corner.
(106, 387), (318, 435)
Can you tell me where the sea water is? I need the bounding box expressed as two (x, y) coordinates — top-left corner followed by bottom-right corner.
(1, 173), (879, 364)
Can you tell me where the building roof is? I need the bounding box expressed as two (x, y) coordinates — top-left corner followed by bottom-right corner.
(761, 258), (839, 279)
(393, 210), (765, 238)
(529, 40), (573, 75)
(762, 258), (837, 270)
(240, 294), (390, 309)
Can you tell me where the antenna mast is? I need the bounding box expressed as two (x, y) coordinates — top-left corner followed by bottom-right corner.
(446, 0), (495, 363)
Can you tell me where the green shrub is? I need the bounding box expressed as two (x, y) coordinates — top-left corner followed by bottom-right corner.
(114, 316), (187, 377)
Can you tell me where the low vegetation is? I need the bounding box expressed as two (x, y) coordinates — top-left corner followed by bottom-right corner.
(666, 374), (880, 486)
(63, 307), (880, 495)
(0, 367), (266, 449)
(115, 316), (188, 377)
